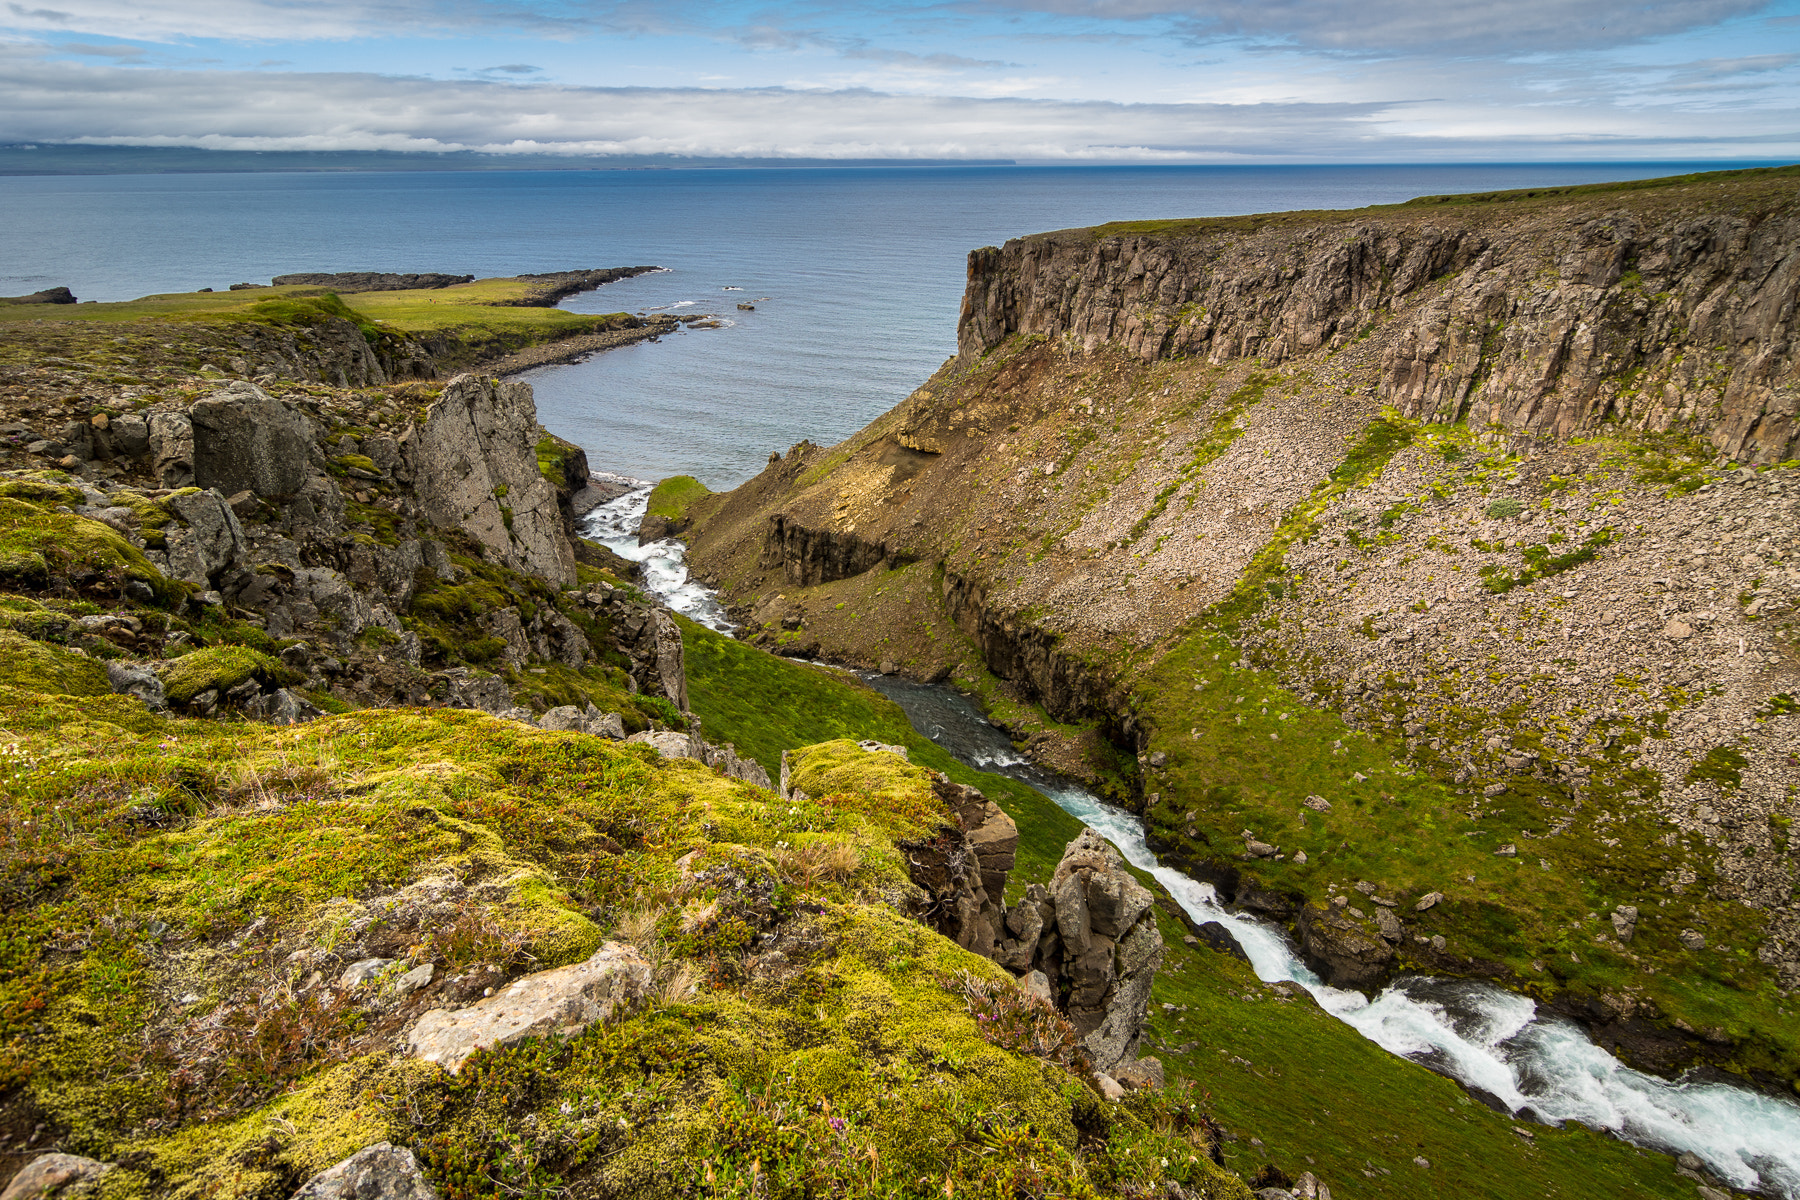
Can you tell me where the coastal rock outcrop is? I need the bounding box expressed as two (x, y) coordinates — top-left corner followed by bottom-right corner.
(410, 375), (577, 586)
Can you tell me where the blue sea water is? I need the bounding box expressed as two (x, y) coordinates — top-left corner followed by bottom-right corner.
(0, 162), (1771, 484)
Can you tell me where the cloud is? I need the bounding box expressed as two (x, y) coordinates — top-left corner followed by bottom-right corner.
(0, 53), (1793, 161)
(988, 0), (1775, 54)
(53, 39), (142, 56)
(457, 62), (545, 76)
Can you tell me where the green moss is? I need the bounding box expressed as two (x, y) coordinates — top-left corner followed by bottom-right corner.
(0, 630), (111, 695)
(0, 496), (183, 605)
(680, 616), (1082, 891)
(1685, 744), (1748, 790)
(160, 646), (302, 703)
(646, 475), (711, 521)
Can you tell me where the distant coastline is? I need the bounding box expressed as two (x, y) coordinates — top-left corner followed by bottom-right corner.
(0, 144), (1017, 176)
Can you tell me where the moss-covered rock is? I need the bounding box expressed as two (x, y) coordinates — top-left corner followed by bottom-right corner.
(0, 630), (110, 696)
(0, 494), (182, 604)
(159, 645), (302, 704)
(0, 696), (1251, 1200)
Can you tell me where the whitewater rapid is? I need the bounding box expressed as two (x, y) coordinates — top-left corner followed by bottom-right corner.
(579, 480), (734, 634)
(602, 495), (1800, 1197)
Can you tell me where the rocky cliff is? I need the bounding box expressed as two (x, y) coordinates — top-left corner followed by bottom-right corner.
(682, 166), (1800, 1093)
(959, 166), (1800, 464)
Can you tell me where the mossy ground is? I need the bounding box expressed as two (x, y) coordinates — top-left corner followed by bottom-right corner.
(680, 616), (1083, 895)
(0, 658), (1243, 1198)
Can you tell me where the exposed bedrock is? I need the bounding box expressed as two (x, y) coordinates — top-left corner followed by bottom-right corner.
(410, 374), (577, 587)
(959, 185), (1800, 462)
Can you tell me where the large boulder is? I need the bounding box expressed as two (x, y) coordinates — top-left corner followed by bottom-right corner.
(409, 376), (576, 586)
(1297, 900), (1396, 990)
(405, 942), (649, 1073)
(190, 381), (314, 498)
(289, 1143), (438, 1200)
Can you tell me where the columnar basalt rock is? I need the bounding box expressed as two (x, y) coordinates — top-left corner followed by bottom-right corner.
(957, 180), (1800, 463)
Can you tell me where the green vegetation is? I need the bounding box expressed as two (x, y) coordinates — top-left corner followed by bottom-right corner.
(160, 646), (302, 704)
(681, 617), (1083, 893)
(0, 655), (1241, 1199)
(647, 474), (712, 521)
(1080, 165), (1800, 242)
(1146, 925), (1701, 1200)
(0, 630), (111, 695)
(0, 277), (641, 367)
(1134, 628), (1796, 1083)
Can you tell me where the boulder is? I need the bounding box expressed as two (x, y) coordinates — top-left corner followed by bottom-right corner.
(410, 375), (576, 586)
(438, 668), (513, 715)
(625, 731), (699, 760)
(1297, 901), (1395, 990)
(190, 382), (314, 497)
(105, 661), (165, 710)
(405, 942), (650, 1073)
(288, 1142), (439, 1200)
(0, 1154), (111, 1200)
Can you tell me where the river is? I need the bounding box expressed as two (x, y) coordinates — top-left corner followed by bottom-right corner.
(583, 483), (1800, 1198)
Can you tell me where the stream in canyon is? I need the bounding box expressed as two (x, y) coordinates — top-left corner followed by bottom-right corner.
(584, 485), (1800, 1198)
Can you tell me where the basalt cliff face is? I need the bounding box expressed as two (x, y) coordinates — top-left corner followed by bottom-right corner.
(683, 168), (1800, 1092)
(960, 171), (1800, 464)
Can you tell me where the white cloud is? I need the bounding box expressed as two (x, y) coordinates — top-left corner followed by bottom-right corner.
(0, 51), (1793, 160)
(994, 0), (1775, 54)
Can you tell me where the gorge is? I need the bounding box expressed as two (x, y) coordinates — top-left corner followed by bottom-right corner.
(2, 165), (1799, 1200)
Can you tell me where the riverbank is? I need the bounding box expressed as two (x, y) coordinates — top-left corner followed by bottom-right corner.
(614, 500), (1792, 1198)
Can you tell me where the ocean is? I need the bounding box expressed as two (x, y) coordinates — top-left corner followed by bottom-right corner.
(0, 162), (1763, 485)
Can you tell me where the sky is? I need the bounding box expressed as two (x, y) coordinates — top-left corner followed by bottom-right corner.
(1, 0), (1798, 162)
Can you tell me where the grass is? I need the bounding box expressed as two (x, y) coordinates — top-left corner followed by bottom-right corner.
(0, 278), (638, 365)
(646, 475), (712, 521)
(1080, 165), (1800, 241)
(680, 616), (1084, 893)
(1144, 918), (1701, 1200)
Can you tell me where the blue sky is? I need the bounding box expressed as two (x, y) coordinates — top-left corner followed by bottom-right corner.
(1, 0), (1797, 160)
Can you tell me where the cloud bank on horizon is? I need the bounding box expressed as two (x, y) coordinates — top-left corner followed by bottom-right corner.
(1, 0), (1797, 161)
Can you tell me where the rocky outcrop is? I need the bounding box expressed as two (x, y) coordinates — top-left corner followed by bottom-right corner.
(763, 514), (915, 587)
(0, 286), (75, 305)
(190, 381), (314, 497)
(405, 942), (650, 1073)
(1296, 900), (1397, 991)
(991, 830), (1164, 1075)
(272, 272), (475, 292)
(957, 172), (1800, 463)
(0, 1154), (110, 1200)
(902, 777), (1019, 959)
(410, 375), (577, 586)
(502, 267), (662, 307)
(289, 1143), (439, 1200)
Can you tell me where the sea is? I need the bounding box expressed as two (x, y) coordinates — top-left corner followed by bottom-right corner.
(0, 161), (1774, 487)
